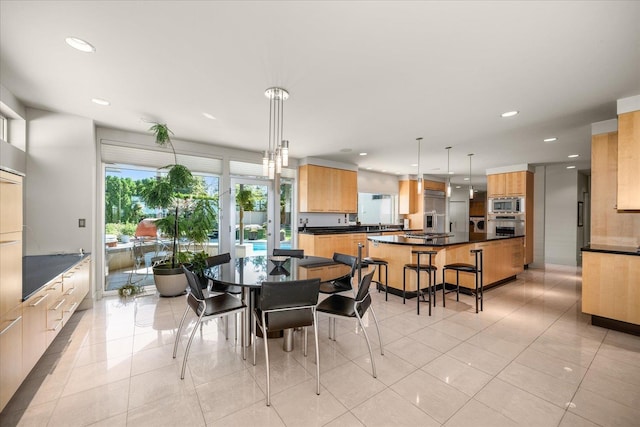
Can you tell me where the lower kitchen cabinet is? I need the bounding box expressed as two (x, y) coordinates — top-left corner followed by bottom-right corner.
(22, 287), (49, 377)
(299, 233), (368, 258)
(0, 305), (23, 411)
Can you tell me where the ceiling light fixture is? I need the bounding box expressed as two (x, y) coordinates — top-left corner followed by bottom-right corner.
(202, 112), (216, 120)
(567, 165), (576, 169)
(91, 98), (110, 106)
(544, 137), (558, 142)
(445, 146), (452, 197)
(262, 87), (290, 179)
(65, 37), (95, 53)
(416, 137), (423, 194)
(359, 152), (367, 156)
(568, 154), (579, 158)
(501, 110), (519, 118)
(468, 153), (474, 199)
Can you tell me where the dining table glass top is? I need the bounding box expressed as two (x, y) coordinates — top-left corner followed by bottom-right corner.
(207, 255), (351, 288)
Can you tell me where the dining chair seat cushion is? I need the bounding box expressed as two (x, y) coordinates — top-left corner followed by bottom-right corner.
(444, 262), (477, 272)
(363, 257), (387, 265)
(316, 293), (371, 318)
(210, 282), (242, 295)
(188, 293), (245, 317)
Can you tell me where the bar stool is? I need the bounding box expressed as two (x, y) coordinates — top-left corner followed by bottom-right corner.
(403, 250), (437, 315)
(442, 249), (484, 313)
(363, 257), (389, 300)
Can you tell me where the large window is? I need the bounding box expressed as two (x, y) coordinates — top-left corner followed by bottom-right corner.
(357, 192), (397, 224)
(103, 163), (219, 292)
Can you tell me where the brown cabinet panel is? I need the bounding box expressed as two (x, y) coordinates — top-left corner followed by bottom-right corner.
(0, 306), (23, 411)
(505, 171), (526, 196)
(487, 174), (506, 198)
(399, 180), (417, 214)
(298, 165), (357, 213)
(0, 171), (23, 234)
(617, 111), (640, 210)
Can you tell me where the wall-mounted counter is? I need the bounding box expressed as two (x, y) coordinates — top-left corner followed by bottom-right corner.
(368, 233), (524, 294)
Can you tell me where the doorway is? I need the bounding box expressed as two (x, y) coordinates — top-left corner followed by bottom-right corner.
(449, 200), (468, 233)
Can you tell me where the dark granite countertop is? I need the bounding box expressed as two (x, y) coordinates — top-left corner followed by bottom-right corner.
(23, 254), (90, 301)
(581, 244), (640, 256)
(368, 232), (524, 247)
(298, 226), (411, 235)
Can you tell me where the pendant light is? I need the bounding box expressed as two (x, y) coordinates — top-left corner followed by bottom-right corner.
(468, 153), (474, 199)
(446, 146), (452, 197)
(262, 87), (290, 179)
(416, 137), (423, 194)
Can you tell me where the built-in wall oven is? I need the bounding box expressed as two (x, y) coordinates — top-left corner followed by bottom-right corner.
(487, 214), (525, 236)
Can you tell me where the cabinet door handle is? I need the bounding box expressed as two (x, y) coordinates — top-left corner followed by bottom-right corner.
(48, 281), (63, 291)
(48, 320), (63, 332)
(0, 316), (22, 335)
(50, 299), (66, 311)
(65, 287), (75, 296)
(64, 302), (78, 313)
(29, 293), (49, 307)
(0, 240), (19, 247)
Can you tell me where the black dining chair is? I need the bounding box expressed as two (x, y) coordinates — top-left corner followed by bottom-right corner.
(252, 278), (321, 406)
(316, 269), (383, 378)
(205, 252), (242, 339)
(173, 266), (247, 379)
(319, 252), (358, 294)
(272, 248), (305, 258)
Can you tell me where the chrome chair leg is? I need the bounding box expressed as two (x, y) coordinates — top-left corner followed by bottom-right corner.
(369, 307), (384, 356)
(181, 313), (204, 380)
(313, 309), (320, 395)
(355, 312), (376, 378)
(304, 326), (308, 357)
(173, 305), (189, 359)
(261, 312), (272, 406)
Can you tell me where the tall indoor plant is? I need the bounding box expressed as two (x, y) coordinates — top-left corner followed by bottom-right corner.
(142, 123), (216, 295)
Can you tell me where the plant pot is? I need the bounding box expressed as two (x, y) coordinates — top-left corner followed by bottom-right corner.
(152, 264), (187, 297)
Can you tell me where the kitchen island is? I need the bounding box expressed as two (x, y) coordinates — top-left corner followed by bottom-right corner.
(367, 233), (524, 294)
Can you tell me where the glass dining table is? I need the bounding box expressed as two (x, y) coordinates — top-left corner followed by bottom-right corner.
(206, 255), (352, 351)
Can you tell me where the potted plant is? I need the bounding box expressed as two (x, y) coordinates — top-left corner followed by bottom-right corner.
(141, 123), (217, 296)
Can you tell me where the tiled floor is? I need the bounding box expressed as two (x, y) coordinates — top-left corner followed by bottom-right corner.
(2, 265), (640, 426)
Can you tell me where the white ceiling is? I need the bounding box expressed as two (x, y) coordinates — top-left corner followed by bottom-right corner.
(1, 1), (639, 187)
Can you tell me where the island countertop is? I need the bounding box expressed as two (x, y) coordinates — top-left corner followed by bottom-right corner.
(368, 232), (524, 247)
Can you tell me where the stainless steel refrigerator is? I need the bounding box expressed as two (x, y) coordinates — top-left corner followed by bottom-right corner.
(423, 189), (446, 233)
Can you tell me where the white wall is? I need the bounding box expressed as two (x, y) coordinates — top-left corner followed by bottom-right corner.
(25, 108), (96, 256)
(543, 164), (579, 265)
(532, 165), (546, 268)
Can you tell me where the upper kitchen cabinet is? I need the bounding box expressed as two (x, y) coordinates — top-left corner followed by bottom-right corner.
(299, 164), (357, 213)
(398, 179), (417, 214)
(487, 171), (529, 198)
(617, 110), (640, 210)
(0, 171), (23, 234)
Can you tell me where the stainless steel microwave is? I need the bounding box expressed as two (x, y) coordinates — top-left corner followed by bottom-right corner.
(489, 197), (524, 213)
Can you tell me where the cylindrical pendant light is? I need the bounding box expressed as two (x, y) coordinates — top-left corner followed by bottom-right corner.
(468, 153), (474, 199)
(446, 146), (452, 197)
(416, 137), (423, 194)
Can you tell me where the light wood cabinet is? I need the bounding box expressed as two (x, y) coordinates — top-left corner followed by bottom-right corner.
(487, 172), (527, 198)
(0, 171), (23, 234)
(299, 233), (368, 258)
(298, 165), (357, 213)
(582, 251), (640, 325)
(22, 288), (49, 377)
(0, 234), (22, 317)
(487, 174), (506, 198)
(591, 131), (640, 247)
(399, 180), (418, 214)
(617, 111), (640, 210)
(0, 305), (22, 411)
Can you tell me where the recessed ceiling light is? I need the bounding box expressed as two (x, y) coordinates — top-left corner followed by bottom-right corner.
(448, 171), (455, 175)
(359, 152), (367, 156)
(463, 177), (470, 181)
(501, 110), (519, 118)
(202, 112), (216, 120)
(544, 137), (558, 142)
(410, 163), (418, 167)
(566, 165), (576, 169)
(568, 154), (579, 158)
(455, 185), (461, 189)
(65, 37), (95, 53)
(91, 98), (110, 106)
